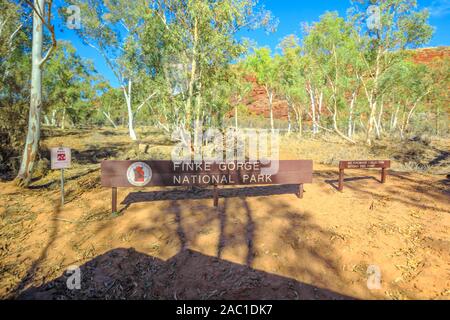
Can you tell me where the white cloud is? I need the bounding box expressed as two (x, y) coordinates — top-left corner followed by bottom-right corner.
(428, 0), (450, 17)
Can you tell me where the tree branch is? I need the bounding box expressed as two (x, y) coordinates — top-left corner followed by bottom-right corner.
(24, 0), (57, 67)
(134, 91), (158, 117)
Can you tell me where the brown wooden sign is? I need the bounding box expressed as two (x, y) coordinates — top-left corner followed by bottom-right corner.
(101, 160), (313, 211)
(338, 160), (390, 191)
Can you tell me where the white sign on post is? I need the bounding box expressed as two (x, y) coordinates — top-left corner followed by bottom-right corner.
(51, 147), (71, 207)
(51, 147), (71, 169)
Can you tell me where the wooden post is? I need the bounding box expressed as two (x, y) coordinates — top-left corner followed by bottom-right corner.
(60, 168), (65, 206)
(298, 184), (304, 199)
(112, 187), (118, 213)
(338, 169), (344, 192)
(381, 168), (387, 184)
(213, 185), (219, 207)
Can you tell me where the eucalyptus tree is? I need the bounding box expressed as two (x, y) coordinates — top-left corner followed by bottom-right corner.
(229, 64), (252, 130)
(15, 0), (57, 186)
(349, 0), (433, 145)
(302, 12), (362, 143)
(0, 0), (31, 112)
(244, 47), (279, 134)
(66, 0), (158, 140)
(300, 22), (328, 135)
(95, 86), (123, 128)
(43, 41), (98, 129)
(426, 56), (450, 136)
(380, 60), (432, 138)
(0, 0), (29, 83)
(141, 0), (277, 134)
(277, 35), (307, 135)
(0, 0), (32, 174)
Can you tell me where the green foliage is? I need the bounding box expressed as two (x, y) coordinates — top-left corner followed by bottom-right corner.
(43, 41), (103, 127)
(139, 0), (275, 130)
(239, 1), (445, 142)
(244, 47), (278, 89)
(0, 0), (32, 174)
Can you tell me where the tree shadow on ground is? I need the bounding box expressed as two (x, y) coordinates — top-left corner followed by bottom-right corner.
(18, 248), (353, 300)
(8, 181), (363, 300)
(100, 130), (125, 136)
(72, 146), (126, 165)
(316, 169), (449, 212)
(428, 148), (449, 167)
(324, 176), (381, 191)
(28, 168), (100, 190)
(120, 185), (302, 209)
(439, 176), (450, 187)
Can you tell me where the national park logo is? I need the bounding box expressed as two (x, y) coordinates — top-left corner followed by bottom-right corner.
(126, 162), (152, 187)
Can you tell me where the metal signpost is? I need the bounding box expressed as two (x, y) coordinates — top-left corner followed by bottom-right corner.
(51, 147), (72, 206)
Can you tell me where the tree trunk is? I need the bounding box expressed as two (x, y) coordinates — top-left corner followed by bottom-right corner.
(103, 111), (118, 128)
(296, 106), (303, 137)
(404, 93), (428, 134)
(194, 73), (202, 147)
(234, 105), (238, 130)
(348, 90), (357, 138)
(366, 48), (382, 146)
(286, 98), (292, 135)
(400, 110), (407, 139)
(269, 93), (274, 134)
(330, 44), (355, 145)
(374, 98), (384, 139)
(265, 87), (274, 134)
(374, 113), (381, 139)
(15, 0), (45, 187)
(377, 97), (384, 135)
(317, 90), (323, 131)
(367, 103), (376, 145)
(331, 87), (356, 144)
(333, 111), (356, 144)
(51, 109), (56, 126)
(436, 105), (440, 136)
(391, 105), (400, 131)
(123, 79), (137, 141)
(61, 106), (66, 130)
(185, 18), (198, 133)
(400, 91), (430, 137)
(308, 83), (318, 134)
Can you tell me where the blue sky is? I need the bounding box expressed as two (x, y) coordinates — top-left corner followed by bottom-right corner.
(239, 0), (450, 49)
(55, 0), (450, 87)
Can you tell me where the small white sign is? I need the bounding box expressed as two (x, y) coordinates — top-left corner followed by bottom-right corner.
(51, 147), (71, 169)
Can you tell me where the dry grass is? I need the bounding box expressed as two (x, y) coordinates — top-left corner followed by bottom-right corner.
(281, 132), (449, 175)
(3, 126), (448, 183)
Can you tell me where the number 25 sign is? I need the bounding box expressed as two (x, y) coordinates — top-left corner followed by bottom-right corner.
(51, 147), (71, 170)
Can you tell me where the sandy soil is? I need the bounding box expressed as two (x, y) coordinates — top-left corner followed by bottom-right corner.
(1, 158), (449, 300)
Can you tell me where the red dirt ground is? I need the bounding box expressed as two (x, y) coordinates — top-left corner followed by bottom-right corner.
(1, 162), (448, 300)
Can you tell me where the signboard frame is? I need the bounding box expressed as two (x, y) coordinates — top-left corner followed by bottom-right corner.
(338, 160), (391, 192)
(101, 160), (314, 212)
